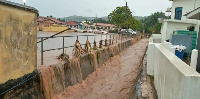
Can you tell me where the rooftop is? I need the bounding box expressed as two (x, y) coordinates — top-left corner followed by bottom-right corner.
(0, 0), (38, 13)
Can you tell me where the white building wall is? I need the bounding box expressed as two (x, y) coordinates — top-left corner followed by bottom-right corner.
(169, 0), (200, 24)
(171, 0), (200, 20)
(160, 22), (168, 42)
(166, 21), (198, 40)
(160, 20), (199, 42)
(149, 44), (200, 99)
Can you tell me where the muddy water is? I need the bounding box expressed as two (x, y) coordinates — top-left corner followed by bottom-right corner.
(53, 39), (149, 99)
(38, 57), (83, 99)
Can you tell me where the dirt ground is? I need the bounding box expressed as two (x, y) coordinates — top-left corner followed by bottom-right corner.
(53, 39), (149, 99)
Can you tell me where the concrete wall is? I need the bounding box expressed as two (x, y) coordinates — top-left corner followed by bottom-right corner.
(152, 34), (161, 43)
(0, 4), (37, 84)
(171, 0), (200, 20)
(147, 43), (155, 76)
(147, 43), (200, 99)
(152, 34), (161, 40)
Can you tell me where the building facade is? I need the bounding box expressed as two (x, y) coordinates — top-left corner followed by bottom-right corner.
(160, 0), (200, 42)
(37, 16), (78, 32)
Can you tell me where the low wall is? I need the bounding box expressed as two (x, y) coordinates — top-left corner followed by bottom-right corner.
(148, 44), (200, 99)
(0, 37), (141, 99)
(152, 34), (161, 40)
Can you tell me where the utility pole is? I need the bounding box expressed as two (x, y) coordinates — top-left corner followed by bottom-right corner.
(96, 14), (97, 29)
(126, 2), (128, 31)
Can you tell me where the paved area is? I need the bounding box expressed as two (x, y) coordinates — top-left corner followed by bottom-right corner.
(37, 31), (122, 66)
(53, 39), (149, 99)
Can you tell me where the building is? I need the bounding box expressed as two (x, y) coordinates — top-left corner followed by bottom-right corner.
(37, 16), (77, 31)
(146, 0), (200, 98)
(160, 0), (200, 43)
(65, 21), (78, 29)
(184, 7), (200, 72)
(0, 0), (38, 84)
(92, 23), (117, 30)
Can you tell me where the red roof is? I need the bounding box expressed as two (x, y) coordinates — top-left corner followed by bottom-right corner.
(37, 18), (44, 22)
(37, 16), (77, 25)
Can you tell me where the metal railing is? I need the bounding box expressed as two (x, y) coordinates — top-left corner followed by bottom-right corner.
(37, 33), (134, 65)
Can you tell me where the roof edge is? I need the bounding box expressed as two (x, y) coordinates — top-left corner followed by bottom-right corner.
(0, 0), (38, 14)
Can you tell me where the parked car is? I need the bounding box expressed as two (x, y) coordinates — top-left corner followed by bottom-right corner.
(119, 29), (136, 35)
(78, 29), (87, 33)
(83, 29), (87, 33)
(94, 29), (108, 34)
(119, 29), (127, 34)
(127, 29), (136, 35)
(74, 29), (78, 32)
(87, 28), (93, 33)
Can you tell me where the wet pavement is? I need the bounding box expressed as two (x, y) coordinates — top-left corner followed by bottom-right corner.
(53, 39), (149, 99)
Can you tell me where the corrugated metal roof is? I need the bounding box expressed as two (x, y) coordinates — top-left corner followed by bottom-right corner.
(0, 0), (38, 13)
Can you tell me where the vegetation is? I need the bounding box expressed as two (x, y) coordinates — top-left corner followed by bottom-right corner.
(92, 18), (109, 24)
(109, 29), (118, 33)
(108, 6), (166, 33)
(141, 12), (166, 33)
(108, 6), (142, 31)
(110, 54), (114, 57)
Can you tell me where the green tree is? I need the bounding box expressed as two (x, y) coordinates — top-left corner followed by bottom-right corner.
(108, 6), (142, 31)
(142, 12), (165, 33)
(108, 6), (132, 28)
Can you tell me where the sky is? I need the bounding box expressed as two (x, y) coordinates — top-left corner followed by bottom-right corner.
(8, 0), (172, 18)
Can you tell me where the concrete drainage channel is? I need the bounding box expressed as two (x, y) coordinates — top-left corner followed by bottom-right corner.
(126, 50), (157, 99)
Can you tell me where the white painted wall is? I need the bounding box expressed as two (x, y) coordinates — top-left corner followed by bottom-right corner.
(152, 34), (161, 40)
(160, 20), (199, 42)
(150, 44), (200, 99)
(160, 22), (168, 42)
(147, 43), (155, 76)
(171, 0), (200, 20)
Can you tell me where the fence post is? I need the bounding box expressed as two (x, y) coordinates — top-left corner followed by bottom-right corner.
(93, 36), (96, 48)
(41, 37), (44, 65)
(116, 35), (117, 43)
(121, 34), (122, 42)
(110, 34), (112, 45)
(63, 37), (65, 54)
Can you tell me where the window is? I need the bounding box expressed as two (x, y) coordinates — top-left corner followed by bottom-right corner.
(175, 7), (182, 20)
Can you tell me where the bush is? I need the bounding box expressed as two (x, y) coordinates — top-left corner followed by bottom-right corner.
(109, 29), (118, 33)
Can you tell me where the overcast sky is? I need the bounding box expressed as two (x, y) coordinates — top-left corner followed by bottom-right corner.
(9, 0), (172, 18)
